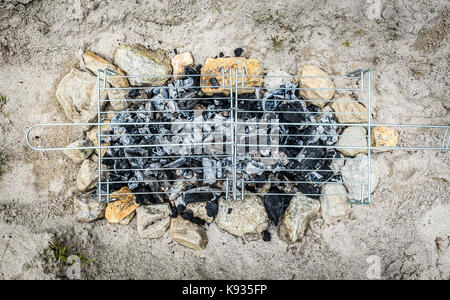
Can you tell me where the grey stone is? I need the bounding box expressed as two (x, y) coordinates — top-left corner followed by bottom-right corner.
(341, 154), (379, 201)
(136, 204), (171, 239)
(320, 183), (350, 223)
(170, 217), (208, 251)
(119, 211), (135, 226)
(216, 195), (269, 236)
(74, 192), (106, 222)
(76, 159), (98, 192)
(114, 44), (172, 86)
(279, 195), (320, 242)
(107, 89), (130, 111)
(63, 140), (93, 164)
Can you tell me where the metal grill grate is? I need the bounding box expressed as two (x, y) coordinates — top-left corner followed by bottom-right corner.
(26, 68), (450, 206)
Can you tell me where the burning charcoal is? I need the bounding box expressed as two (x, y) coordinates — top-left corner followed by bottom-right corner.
(202, 158), (216, 185)
(263, 230), (271, 242)
(181, 210), (206, 226)
(263, 186), (291, 226)
(234, 48), (244, 57)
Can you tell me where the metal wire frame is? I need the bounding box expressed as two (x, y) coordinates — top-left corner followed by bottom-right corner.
(25, 68), (450, 206)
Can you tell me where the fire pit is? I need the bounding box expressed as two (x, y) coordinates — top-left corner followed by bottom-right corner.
(25, 47), (450, 249)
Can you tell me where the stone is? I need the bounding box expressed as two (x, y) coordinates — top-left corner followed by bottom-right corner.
(56, 69), (108, 124)
(279, 195), (320, 243)
(105, 187), (138, 224)
(74, 192), (106, 222)
(330, 95), (368, 123)
(371, 126), (399, 151)
(295, 65), (335, 108)
(107, 89), (130, 111)
(83, 50), (129, 88)
(171, 52), (194, 78)
(335, 126), (368, 157)
(263, 71), (291, 91)
(87, 123), (110, 157)
(136, 204), (171, 239)
(341, 154), (379, 201)
(320, 183), (350, 223)
(76, 159), (98, 192)
(186, 202), (214, 223)
(169, 217), (208, 251)
(216, 195), (269, 236)
(119, 211), (135, 226)
(200, 57), (263, 95)
(114, 44), (172, 86)
(63, 140), (94, 164)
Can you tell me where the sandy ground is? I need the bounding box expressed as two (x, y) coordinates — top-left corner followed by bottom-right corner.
(0, 0), (449, 280)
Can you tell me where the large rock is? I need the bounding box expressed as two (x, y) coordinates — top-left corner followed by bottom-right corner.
(200, 57), (263, 95)
(114, 45), (172, 86)
(279, 195), (320, 243)
(87, 123), (110, 157)
(371, 126), (399, 151)
(63, 140), (93, 164)
(186, 202), (214, 223)
(330, 95), (368, 123)
(105, 187), (138, 224)
(263, 71), (291, 91)
(295, 65), (335, 108)
(335, 126), (368, 157)
(216, 195), (269, 236)
(341, 154), (379, 201)
(320, 183), (350, 223)
(169, 217), (208, 251)
(107, 89), (130, 111)
(136, 204), (172, 239)
(56, 69), (108, 124)
(83, 50), (129, 88)
(74, 192), (106, 222)
(171, 52), (194, 78)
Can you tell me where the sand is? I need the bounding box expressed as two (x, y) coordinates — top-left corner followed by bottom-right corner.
(0, 0), (449, 279)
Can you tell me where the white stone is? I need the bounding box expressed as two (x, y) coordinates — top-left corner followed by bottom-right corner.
(320, 183), (350, 223)
(136, 204), (172, 239)
(56, 69), (108, 124)
(264, 71), (291, 91)
(216, 195), (269, 236)
(341, 154), (379, 201)
(76, 159), (98, 192)
(335, 126), (368, 157)
(114, 45), (172, 86)
(279, 195), (320, 242)
(186, 202), (214, 223)
(330, 95), (368, 124)
(171, 52), (194, 78)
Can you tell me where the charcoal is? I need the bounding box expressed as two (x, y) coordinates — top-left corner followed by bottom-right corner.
(176, 204), (186, 215)
(163, 157), (186, 169)
(234, 48), (244, 57)
(184, 192), (215, 203)
(263, 187), (291, 226)
(219, 52), (224, 57)
(244, 160), (265, 176)
(182, 210), (206, 226)
(128, 89), (140, 99)
(209, 77), (220, 88)
(206, 201), (219, 218)
(263, 230), (271, 242)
